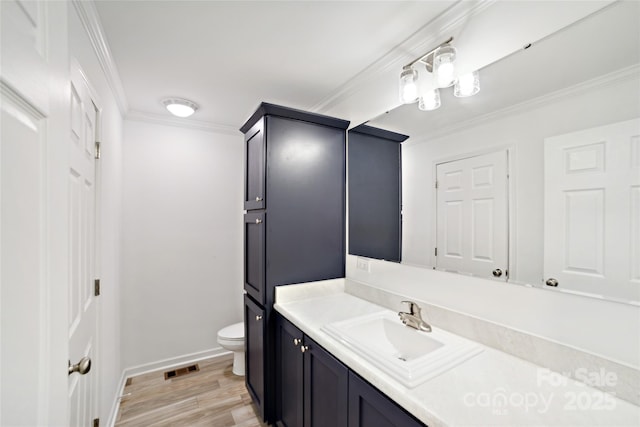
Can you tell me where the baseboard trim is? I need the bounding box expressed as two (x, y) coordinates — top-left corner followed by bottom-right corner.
(106, 347), (231, 427)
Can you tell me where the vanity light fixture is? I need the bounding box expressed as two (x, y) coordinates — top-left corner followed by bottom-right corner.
(162, 98), (198, 118)
(399, 36), (480, 110)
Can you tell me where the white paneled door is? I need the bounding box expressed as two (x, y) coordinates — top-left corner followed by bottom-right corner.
(544, 118), (640, 302)
(1, 0), (70, 425)
(436, 150), (509, 280)
(68, 64), (99, 427)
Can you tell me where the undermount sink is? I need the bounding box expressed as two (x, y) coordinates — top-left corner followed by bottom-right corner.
(322, 311), (482, 388)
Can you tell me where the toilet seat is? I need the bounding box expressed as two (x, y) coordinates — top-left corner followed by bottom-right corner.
(218, 322), (244, 341)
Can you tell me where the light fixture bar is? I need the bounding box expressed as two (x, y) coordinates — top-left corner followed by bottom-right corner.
(403, 36), (454, 70)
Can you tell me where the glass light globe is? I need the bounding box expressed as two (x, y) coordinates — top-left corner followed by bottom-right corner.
(433, 45), (457, 88)
(399, 67), (419, 104)
(454, 70), (480, 97)
(418, 89), (441, 111)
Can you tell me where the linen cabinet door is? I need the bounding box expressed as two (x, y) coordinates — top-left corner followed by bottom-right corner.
(244, 295), (266, 420)
(348, 372), (425, 427)
(275, 315), (304, 427)
(303, 336), (348, 427)
(244, 212), (265, 304)
(244, 119), (266, 210)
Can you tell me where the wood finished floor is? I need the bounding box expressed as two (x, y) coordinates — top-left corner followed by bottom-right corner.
(115, 354), (268, 426)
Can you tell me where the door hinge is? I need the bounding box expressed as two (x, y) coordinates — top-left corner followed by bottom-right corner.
(95, 140), (101, 160)
(435, 180), (439, 189)
(93, 418), (99, 427)
(94, 279), (101, 296)
(434, 247), (438, 256)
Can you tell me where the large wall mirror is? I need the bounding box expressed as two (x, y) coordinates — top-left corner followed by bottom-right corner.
(359, 1), (640, 304)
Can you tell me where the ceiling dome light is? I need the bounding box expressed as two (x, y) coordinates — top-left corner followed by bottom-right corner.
(454, 70), (480, 97)
(433, 45), (457, 88)
(162, 98), (198, 118)
(399, 66), (419, 104)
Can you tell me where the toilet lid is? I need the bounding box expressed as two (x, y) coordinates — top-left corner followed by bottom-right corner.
(218, 322), (244, 340)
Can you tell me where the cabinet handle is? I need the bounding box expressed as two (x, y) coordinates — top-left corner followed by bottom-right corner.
(255, 196), (263, 202)
(300, 345), (309, 353)
(293, 338), (301, 347)
(255, 219), (262, 224)
(255, 315), (262, 321)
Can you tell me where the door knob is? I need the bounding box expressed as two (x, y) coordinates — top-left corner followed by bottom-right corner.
(492, 269), (503, 277)
(68, 357), (91, 376)
(546, 278), (559, 287)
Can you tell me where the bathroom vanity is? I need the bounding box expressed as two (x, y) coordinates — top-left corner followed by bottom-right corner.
(274, 279), (640, 426)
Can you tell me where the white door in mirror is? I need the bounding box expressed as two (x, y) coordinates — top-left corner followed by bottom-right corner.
(544, 118), (640, 302)
(435, 150), (508, 280)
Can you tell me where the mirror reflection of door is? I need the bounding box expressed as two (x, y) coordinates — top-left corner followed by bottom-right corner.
(544, 118), (640, 302)
(435, 150), (509, 280)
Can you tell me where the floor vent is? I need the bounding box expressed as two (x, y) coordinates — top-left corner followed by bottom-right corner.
(164, 364), (200, 380)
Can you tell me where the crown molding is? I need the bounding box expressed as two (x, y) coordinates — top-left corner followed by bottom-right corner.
(308, 0), (496, 114)
(126, 110), (240, 136)
(405, 64), (640, 146)
(72, 0), (129, 116)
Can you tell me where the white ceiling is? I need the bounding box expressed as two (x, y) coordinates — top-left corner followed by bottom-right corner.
(94, 0), (457, 129)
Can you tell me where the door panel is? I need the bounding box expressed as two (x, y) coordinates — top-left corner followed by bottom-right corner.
(245, 120), (265, 210)
(67, 64), (98, 427)
(1, 0), (60, 424)
(348, 372), (424, 427)
(244, 212), (265, 304)
(436, 150), (508, 280)
(303, 336), (348, 427)
(245, 295), (265, 420)
(544, 118), (640, 301)
(276, 316), (304, 427)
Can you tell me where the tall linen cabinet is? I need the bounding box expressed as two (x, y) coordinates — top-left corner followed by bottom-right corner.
(240, 103), (348, 423)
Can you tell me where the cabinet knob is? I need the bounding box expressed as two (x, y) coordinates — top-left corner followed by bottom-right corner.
(546, 278), (559, 287)
(300, 345), (309, 353)
(255, 315), (262, 321)
(255, 196), (263, 202)
(293, 338), (301, 347)
(255, 219), (262, 224)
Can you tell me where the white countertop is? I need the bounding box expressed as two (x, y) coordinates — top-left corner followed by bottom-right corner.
(274, 280), (640, 427)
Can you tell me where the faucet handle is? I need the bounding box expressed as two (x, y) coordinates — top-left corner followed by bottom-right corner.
(401, 300), (421, 315)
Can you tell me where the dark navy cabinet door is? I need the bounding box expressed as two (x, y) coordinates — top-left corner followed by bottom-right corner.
(244, 212), (265, 305)
(245, 295), (266, 420)
(348, 372), (426, 427)
(275, 316), (304, 427)
(244, 120), (266, 211)
(304, 336), (348, 427)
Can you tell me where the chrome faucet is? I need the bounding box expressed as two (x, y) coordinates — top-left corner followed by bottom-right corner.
(398, 301), (432, 332)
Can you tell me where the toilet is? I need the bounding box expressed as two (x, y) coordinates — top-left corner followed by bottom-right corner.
(217, 322), (245, 376)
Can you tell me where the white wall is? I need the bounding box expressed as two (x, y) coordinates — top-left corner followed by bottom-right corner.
(122, 120), (243, 369)
(402, 75), (640, 286)
(68, 7), (124, 424)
